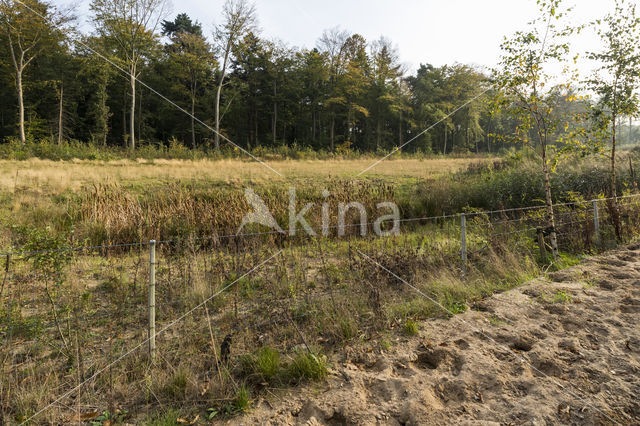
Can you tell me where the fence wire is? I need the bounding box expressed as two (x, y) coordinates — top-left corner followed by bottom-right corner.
(2, 194), (640, 424)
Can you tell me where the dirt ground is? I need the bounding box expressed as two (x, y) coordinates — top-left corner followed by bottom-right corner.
(237, 244), (640, 425)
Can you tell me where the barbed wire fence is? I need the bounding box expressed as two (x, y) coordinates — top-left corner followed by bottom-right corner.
(1, 194), (640, 423)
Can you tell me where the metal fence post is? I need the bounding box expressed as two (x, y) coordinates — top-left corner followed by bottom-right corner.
(461, 213), (467, 273)
(593, 200), (600, 245)
(148, 240), (156, 360)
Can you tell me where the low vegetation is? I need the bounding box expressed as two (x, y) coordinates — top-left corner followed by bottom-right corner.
(1, 152), (639, 423)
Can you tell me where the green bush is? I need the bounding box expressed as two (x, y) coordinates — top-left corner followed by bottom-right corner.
(404, 154), (640, 218)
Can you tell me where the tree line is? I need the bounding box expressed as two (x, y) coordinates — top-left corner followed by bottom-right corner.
(0, 0), (638, 155)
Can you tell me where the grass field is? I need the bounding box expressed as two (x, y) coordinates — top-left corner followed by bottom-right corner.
(0, 157), (486, 191)
(1, 153), (639, 424)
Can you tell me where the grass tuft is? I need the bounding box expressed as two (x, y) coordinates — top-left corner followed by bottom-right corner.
(403, 318), (419, 336)
(286, 351), (328, 383)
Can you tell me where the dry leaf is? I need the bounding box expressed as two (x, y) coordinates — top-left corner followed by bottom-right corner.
(79, 411), (100, 420)
(177, 415), (199, 425)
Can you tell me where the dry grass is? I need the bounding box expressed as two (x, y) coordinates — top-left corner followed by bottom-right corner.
(0, 157), (485, 192)
(2, 154), (639, 423)
(2, 195), (638, 423)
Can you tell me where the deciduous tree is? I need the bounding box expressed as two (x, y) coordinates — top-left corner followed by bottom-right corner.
(90, 0), (168, 149)
(587, 0), (640, 238)
(0, 0), (69, 144)
(212, 0), (256, 150)
(492, 0), (577, 259)
(163, 14), (215, 148)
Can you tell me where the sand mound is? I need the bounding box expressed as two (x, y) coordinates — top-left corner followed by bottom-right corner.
(238, 245), (640, 425)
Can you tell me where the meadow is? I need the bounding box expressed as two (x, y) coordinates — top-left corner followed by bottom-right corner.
(1, 152), (640, 424)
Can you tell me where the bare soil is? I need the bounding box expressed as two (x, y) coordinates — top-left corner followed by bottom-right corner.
(238, 244), (640, 425)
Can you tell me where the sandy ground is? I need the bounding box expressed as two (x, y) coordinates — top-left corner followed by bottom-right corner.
(238, 244), (640, 425)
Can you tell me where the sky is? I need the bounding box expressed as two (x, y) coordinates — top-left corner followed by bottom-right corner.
(60, 0), (616, 74)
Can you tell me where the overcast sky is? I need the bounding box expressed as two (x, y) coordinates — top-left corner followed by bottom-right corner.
(62, 0), (615, 73)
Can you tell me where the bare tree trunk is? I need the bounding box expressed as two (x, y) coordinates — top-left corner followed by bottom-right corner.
(191, 81), (196, 149)
(443, 126), (447, 154)
(215, 80), (223, 150)
(122, 87), (127, 147)
(16, 70), (25, 144)
(330, 114), (335, 152)
(272, 80), (277, 143)
(612, 115), (618, 201)
(214, 47), (231, 151)
(611, 112), (621, 240)
(6, 30), (26, 145)
(541, 140), (558, 259)
(58, 82), (63, 145)
(255, 109), (259, 145)
(398, 111), (403, 146)
(129, 70), (136, 150)
(312, 110), (316, 142)
(190, 95), (196, 149)
(138, 83), (142, 141)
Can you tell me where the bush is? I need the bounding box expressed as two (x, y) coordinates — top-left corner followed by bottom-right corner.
(404, 153), (640, 218)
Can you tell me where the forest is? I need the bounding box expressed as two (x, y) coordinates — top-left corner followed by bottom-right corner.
(1, 0), (638, 156)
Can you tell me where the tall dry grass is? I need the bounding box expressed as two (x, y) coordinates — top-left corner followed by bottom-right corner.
(0, 157), (482, 192)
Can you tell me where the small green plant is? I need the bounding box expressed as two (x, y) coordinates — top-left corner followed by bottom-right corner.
(238, 278), (261, 298)
(488, 316), (510, 327)
(234, 384), (250, 413)
(162, 367), (188, 399)
(286, 351), (328, 382)
(207, 408), (219, 420)
(338, 317), (356, 340)
(91, 409), (129, 425)
(239, 346), (282, 383)
(1, 305), (43, 339)
(403, 318), (419, 336)
(255, 347), (280, 381)
(446, 301), (468, 315)
(380, 338), (392, 351)
(553, 290), (572, 303)
(582, 279), (595, 289)
(550, 253), (582, 271)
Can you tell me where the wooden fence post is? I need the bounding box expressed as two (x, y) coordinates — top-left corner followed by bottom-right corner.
(461, 213), (467, 273)
(537, 228), (547, 260)
(593, 200), (600, 245)
(148, 240), (156, 360)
